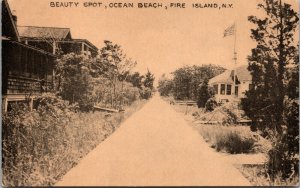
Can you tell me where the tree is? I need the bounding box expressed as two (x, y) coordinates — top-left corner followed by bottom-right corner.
(241, 0), (299, 181)
(56, 53), (94, 111)
(143, 69), (155, 90)
(99, 41), (136, 107)
(197, 78), (214, 108)
(126, 72), (144, 89)
(171, 65), (225, 100)
(157, 74), (174, 96)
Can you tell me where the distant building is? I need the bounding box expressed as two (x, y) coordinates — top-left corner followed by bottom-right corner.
(18, 26), (99, 58)
(2, 0), (55, 112)
(209, 65), (252, 103)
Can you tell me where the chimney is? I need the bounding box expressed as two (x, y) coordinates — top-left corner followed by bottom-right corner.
(12, 10), (17, 25)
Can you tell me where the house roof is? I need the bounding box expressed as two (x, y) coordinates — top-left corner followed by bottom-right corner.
(2, 0), (21, 41)
(4, 40), (55, 57)
(73, 39), (98, 51)
(18, 26), (72, 40)
(209, 65), (252, 85)
(236, 65), (252, 81)
(209, 70), (233, 85)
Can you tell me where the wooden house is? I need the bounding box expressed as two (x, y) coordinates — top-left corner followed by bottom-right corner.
(208, 65), (253, 103)
(2, 0), (55, 112)
(18, 26), (99, 57)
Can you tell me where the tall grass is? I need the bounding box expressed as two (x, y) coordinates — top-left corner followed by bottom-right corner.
(2, 99), (147, 186)
(238, 164), (299, 186)
(196, 124), (261, 154)
(214, 131), (255, 154)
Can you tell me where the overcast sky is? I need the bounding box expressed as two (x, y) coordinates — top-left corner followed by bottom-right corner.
(8, 0), (298, 79)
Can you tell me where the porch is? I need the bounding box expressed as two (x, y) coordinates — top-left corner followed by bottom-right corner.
(2, 40), (55, 112)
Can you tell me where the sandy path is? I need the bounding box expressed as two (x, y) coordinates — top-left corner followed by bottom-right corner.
(56, 94), (250, 186)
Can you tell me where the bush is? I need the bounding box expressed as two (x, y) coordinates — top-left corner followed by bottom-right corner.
(222, 107), (239, 125)
(2, 95), (146, 186)
(139, 86), (152, 100)
(2, 99), (73, 186)
(205, 98), (217, 112)
(197, 78), (214, 108)
(215, 131), (255, 154)
(120, 83), (140, 105)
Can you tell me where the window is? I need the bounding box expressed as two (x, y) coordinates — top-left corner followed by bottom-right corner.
(235, 86), (239, 96)
(226, 84), (232, 95)
(221, 84), (225, 95)
(213, 85), (218, 94)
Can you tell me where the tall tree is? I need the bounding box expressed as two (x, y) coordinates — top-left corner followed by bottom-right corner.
(197, 78), (214, 108)
(126, 72), (144, 89)
(99, 41), (136, 107)
(242, 0), (299, 181)
(171, 65), (225, 100)
(143, 69), (155, 90)
(157, 74), (174, 96)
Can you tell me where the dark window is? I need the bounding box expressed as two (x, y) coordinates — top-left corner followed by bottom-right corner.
(235, 86), (239, 96)
(213, 85), (218, 94)
(226, 84), (232, 95)
(221, 84), (225, 95)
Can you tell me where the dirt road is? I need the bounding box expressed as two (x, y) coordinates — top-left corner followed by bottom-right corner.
(56, 94), (250, 186)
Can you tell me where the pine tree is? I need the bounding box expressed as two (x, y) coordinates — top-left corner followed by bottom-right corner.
(197, 78), (213, 108)
(241, 0), (299, 181)
(143, 69), (155, 90)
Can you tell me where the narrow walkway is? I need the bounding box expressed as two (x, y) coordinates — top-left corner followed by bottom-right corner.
(56, 94), (250, 186)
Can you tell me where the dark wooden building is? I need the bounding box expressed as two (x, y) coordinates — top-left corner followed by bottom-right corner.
(18, 26), (99, 58)
(2, 0), (55, 112)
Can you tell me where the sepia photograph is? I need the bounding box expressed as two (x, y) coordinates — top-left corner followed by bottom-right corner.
(1, 0), (299, 186)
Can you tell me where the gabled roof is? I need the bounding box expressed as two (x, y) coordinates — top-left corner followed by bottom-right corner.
(18, 26), (72, 40)
(2, 0), (20, 41)
(73, 39), (98, 51)
(209, 65), (252, 85)
(236, 64), (252, 81)
(209, 70), (233, 85)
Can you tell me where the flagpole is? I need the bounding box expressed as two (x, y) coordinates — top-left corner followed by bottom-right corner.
(233, 22), (237, 97)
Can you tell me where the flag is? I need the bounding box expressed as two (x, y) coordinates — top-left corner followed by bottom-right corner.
(223, 24), (235, 37)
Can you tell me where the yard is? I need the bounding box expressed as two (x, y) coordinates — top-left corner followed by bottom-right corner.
(163, 97), (286, 186)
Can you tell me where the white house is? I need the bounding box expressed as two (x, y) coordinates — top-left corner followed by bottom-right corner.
(209, 65), (253, 102)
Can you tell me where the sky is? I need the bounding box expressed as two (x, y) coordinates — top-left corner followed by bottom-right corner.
(8, 0), (299, 80)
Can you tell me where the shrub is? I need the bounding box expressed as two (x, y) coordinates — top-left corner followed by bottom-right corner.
(197, 78), (214, 108)
(139, 86), (152, 100)
(205, 98), (217, 112)
(222, 107), (238, 125)
(2, 95), (75, 186)
(215, 131), (255, 154)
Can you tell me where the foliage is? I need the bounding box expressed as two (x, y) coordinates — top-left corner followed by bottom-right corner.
(158, 64), (225, 100)
(157, 74), (174, 96)
(221, 105), (239, 125)
(126, 72), (144, 89)
(2, 95), (147, 186)
(242, 0), (299, 181)
(55, 53), (94, 111)
(55, 41), (148, 110)
(2, 96), (73, 186)
(143, 69), (155, 90)
(197, 78), (214, 108)
(139, 86), (152, 100)
(215, 131), (256, 154)
(205, 98), (218, 112)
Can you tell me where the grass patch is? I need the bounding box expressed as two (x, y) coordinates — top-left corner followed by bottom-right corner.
(2, 99), (147, 186)
(169, 102), (271, 154)
(237, 164), (299, 186)
(197, 124), (256, 154)
(214, 131), (255, 154)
